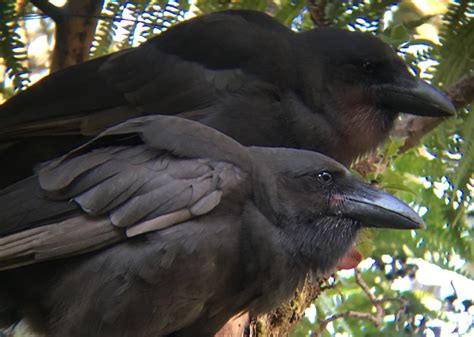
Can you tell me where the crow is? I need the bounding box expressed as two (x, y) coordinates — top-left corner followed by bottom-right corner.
(0, 116), (424, 337)
(0, 10), (455, 188)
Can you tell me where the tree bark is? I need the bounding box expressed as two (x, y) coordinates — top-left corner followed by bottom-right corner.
(249, 278), (325, 336)
(30, 0), (104, 72)
(216, 277), (326, 337)
(216, 314), (249, 337)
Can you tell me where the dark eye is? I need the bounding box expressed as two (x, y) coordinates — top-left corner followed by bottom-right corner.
(317, 171), (333, 185)
(362, 61), (373, 71)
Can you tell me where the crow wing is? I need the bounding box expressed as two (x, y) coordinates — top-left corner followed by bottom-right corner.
(0, 116), (249, 270)
(0, 10), (292, 140)
(0, 11), (295, 188)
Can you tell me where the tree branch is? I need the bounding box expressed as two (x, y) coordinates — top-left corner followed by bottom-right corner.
(50, 0), (105, 71)
(308, 0), (330, 27)
(314, 269), (408, 336)
(447, 71), (474, 109)
(30, 0), (62, 21)
(246, 276), (327, 337)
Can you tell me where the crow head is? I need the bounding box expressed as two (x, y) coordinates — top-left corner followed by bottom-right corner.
(295, 28), (455, 164)
(249, 147), (424, 273)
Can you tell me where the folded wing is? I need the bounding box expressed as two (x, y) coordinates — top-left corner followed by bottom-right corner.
(0, 116), (249, 270)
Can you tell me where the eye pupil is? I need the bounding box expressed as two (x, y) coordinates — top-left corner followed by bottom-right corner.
(318, 171), (333, 184)
(363, 61), (373, 72)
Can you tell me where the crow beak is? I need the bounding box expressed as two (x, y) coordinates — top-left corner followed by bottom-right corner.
(334, 184), (426, 230)
(376, 78), (456, 117)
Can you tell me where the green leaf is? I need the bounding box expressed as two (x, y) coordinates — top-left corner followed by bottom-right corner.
(0, 0), (30, 92)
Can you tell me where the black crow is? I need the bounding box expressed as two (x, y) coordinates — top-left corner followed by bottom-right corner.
(0, 116), (424, 337)
(0, 10), (455, 188)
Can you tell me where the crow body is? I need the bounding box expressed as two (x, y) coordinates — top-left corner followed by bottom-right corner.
(0, 10), (454, 188)
(0, 9), (450, 336)
(0, 116), (424, 337)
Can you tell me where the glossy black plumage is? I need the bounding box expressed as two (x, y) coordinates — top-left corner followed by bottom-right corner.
(0, 116), (424, 337)
(0, 10), (455, 188)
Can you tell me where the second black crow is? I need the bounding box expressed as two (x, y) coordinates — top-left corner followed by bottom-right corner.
(0, 116), (424, 337)
(0, 10), (455, 187)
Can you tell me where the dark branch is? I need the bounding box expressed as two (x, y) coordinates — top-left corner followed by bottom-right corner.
(354, 269), (383, 325)
(30, 0), (62, 21)
(308, 0), (330, 27)
(49, 0), (104, 72)
(447, 71), (474, 110)
(315, 311), (379, 334)
(246, 275), (326, 336)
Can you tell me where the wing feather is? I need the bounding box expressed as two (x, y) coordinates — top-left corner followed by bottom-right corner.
(0, 216), (123, 270)
(0, 141), (246, 270)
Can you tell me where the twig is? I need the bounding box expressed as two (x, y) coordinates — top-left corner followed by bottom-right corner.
(314, 270), (410, 336)
(355, 269), (383, 324)
(314, 269), (389, 336)
(382, 297), (409, 324)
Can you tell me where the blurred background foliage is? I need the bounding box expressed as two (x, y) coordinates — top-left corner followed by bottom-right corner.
(0, 0), (472, 336)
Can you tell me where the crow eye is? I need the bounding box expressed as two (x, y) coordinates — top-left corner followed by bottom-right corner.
(317, 171), (333, 185)
(362, 61), (374, 73)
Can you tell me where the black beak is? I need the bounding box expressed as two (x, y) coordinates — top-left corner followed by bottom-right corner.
(376, 78), (456, 117)
(334, 183), (425, 230)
